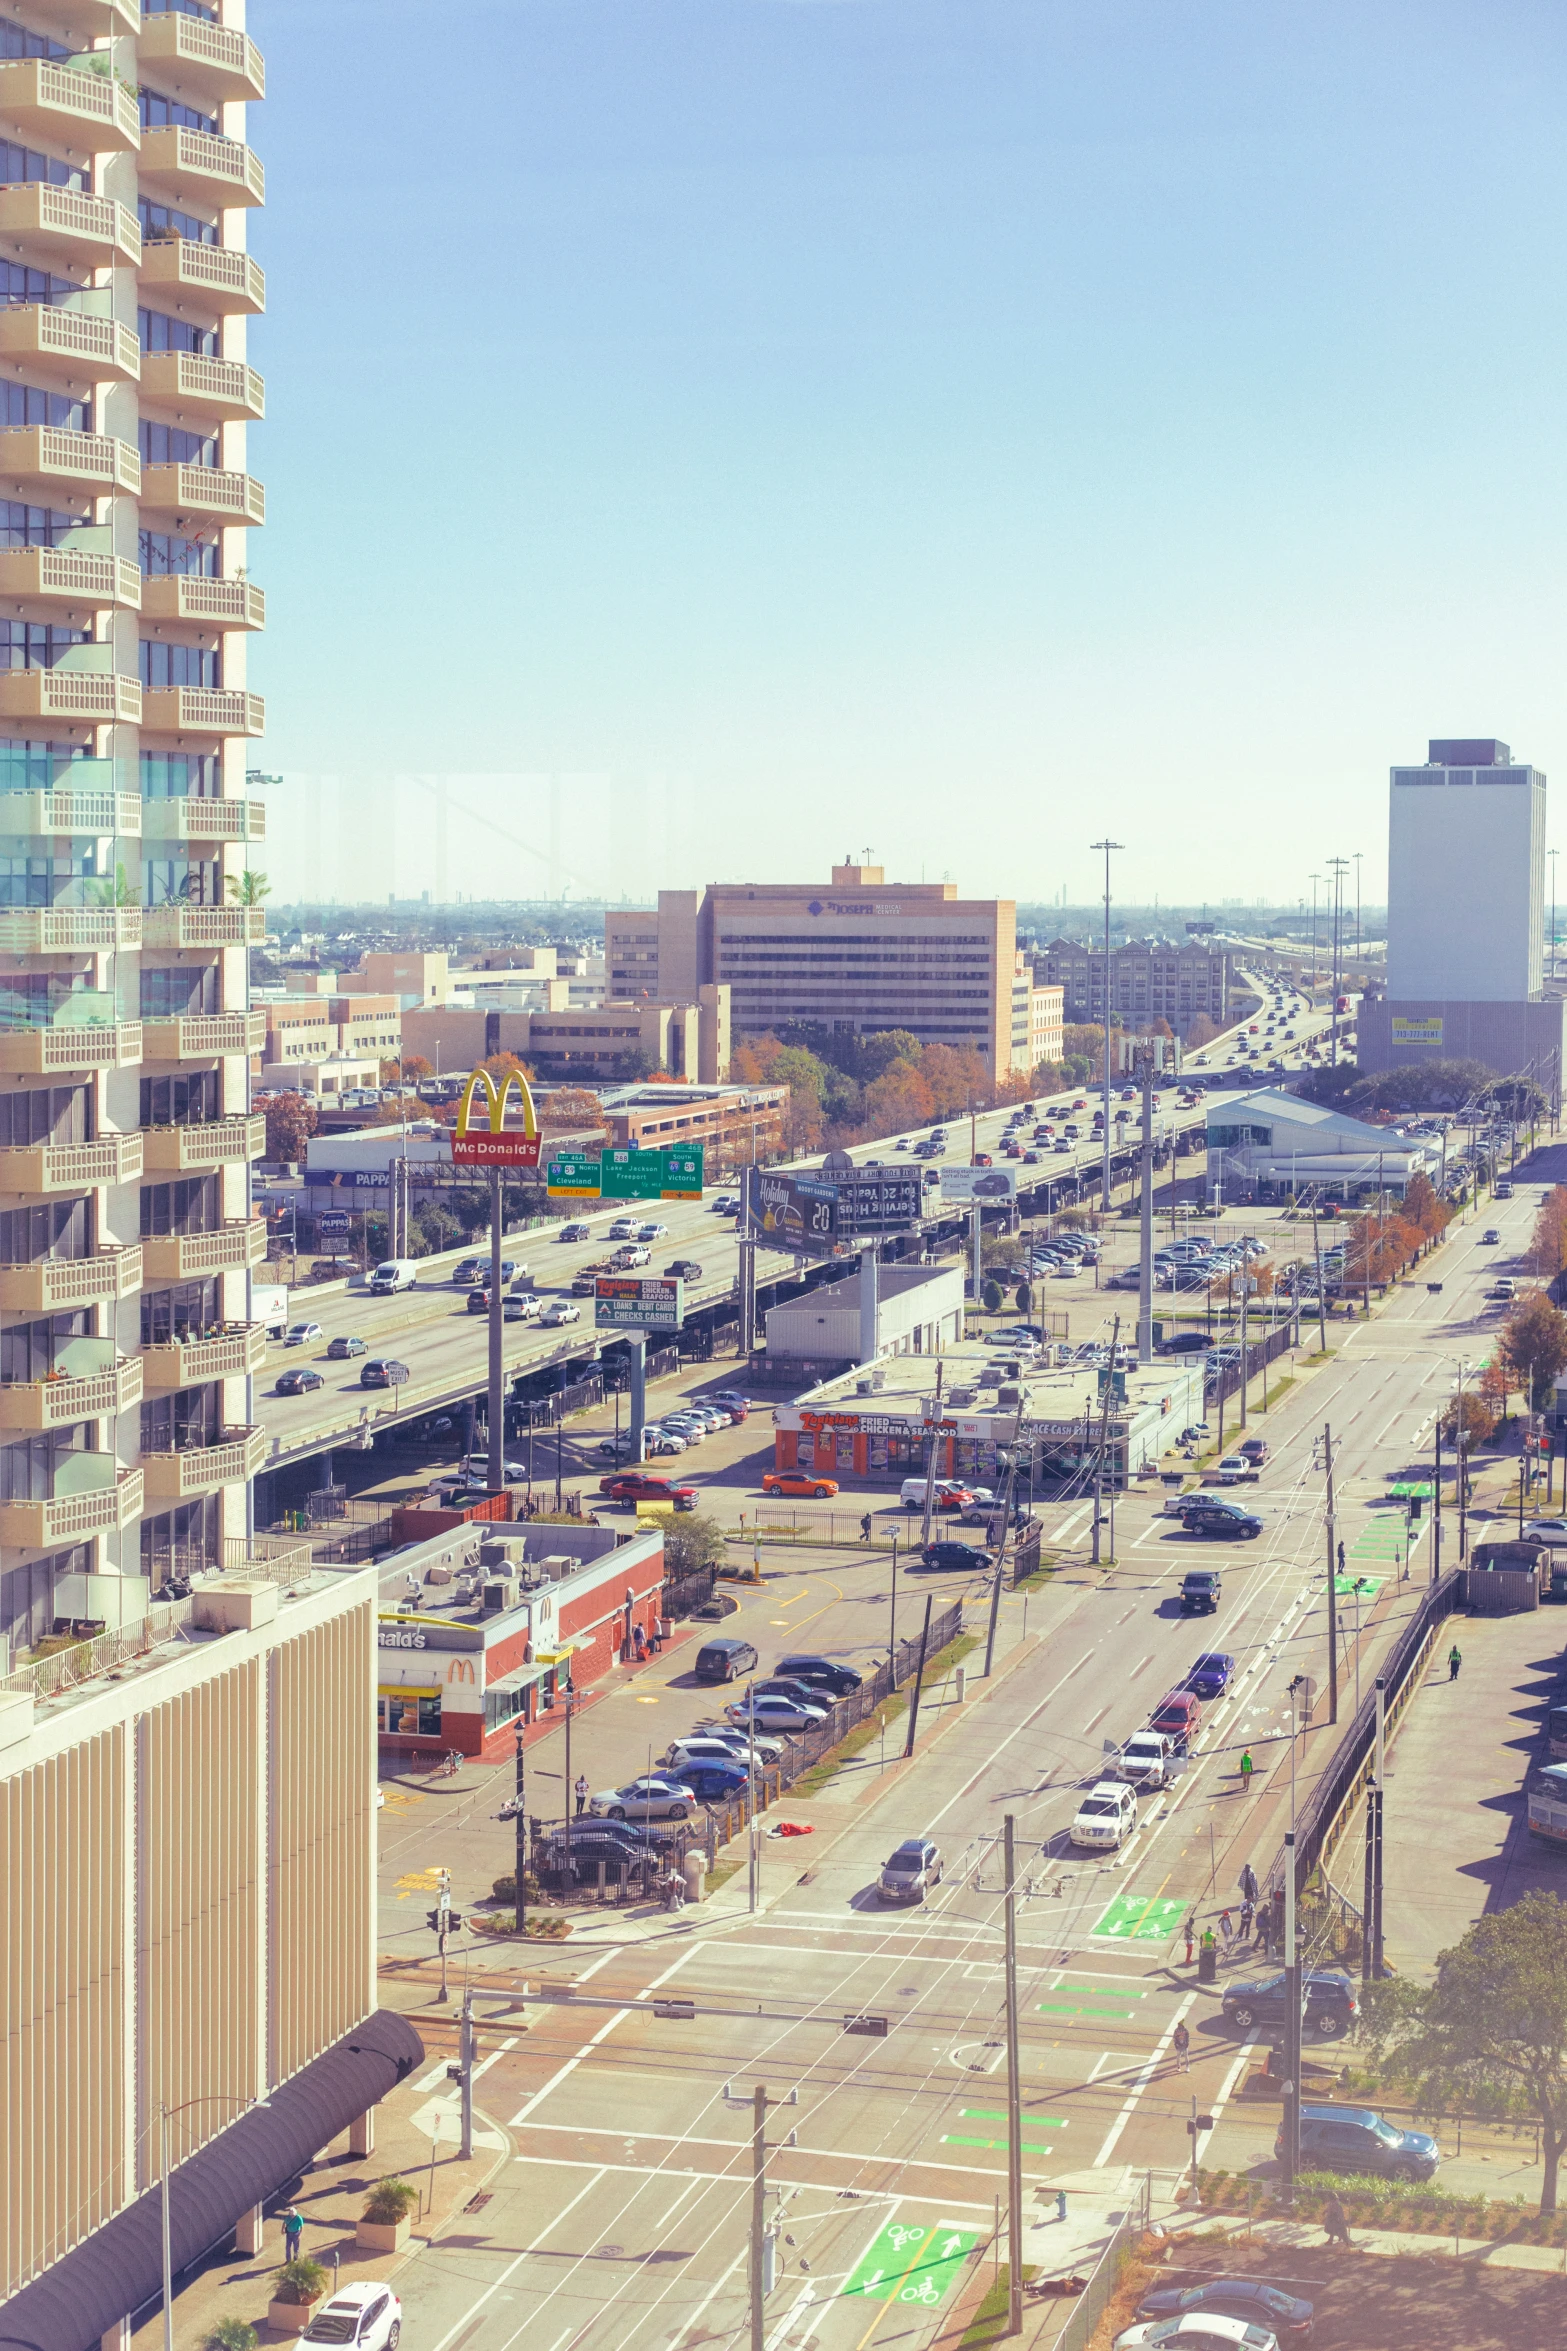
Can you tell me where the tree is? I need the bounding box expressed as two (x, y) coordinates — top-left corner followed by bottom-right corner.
(1184, 1013), (1222, 1050)
(1403, 1169), (1451, 1245)
(379, 1057), (401, 1085)
(981, 1278), (1004, 1314)
(540, 1086), (606, 1131)
(1501, 1291), (1567, 1410)
(662, 1510), (728, 1577)
(1361, 1890), (1567, 2212)
(481, 1051), (533, 1086)
(863, 1061), (935, 1135)
(1530, 1186), (1567, 1281)
(1440, 1388), (1496, 1448)
(1014, 1280), (1033, 1315)
(1344, 1056), (1495, 1115)
(225, 868), (270, 906)
(401, 1053), (433, 1082)
(262, 1090), (316, 1164)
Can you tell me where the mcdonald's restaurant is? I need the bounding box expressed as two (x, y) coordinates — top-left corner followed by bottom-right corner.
(376, 1519), (666, 1758)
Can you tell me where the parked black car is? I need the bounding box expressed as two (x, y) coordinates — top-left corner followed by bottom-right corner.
(1134, 2278), (1315, 2343)
(1222, 1968), (1359, 2039)
(776, 1654), (864, 1698)
(1283, 2103), (1440, 2183)
(920, 1541), (995, 1572)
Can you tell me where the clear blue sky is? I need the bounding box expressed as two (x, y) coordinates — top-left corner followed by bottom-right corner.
(255, 0), (1567, 912)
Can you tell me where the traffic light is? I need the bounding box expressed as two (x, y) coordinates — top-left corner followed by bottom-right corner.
(447, 1912), (463, 1934)
(427, 1909), (442, 1933)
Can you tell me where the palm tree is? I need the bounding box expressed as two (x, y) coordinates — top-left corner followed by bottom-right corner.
(226, 869), (271, 906)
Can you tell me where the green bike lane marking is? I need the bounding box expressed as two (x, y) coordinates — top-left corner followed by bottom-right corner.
(1038, 1998), (1136, 2019)
(1090, 1893), (1187, 1942)
(841, 2217), (983, 2305)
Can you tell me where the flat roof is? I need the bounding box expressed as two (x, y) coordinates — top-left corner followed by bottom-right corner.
(782, 1333), (1199, 1434)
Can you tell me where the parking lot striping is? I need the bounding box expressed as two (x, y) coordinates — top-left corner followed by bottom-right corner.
(425, 2168), (610, 2351)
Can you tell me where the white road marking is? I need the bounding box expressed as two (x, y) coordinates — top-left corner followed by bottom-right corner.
(1092, 1991), (1197, 2168)
(1194, 2040), (1257, 2166)
(470, 2035), (519, 2085)
(424, 2169), (609, 2351)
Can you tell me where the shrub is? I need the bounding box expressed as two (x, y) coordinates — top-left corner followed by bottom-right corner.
(362, 2176), (419, 2226)
(981, 1279), (1004, 1313)
(206, 2323), (258, 2351)
(274, 2259), (328, 2305)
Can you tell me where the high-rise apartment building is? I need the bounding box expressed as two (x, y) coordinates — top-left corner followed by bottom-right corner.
(0, 0), (269, 1660)
(607, 866), (1020, 1073)
(1028, 937), (1231, 1033)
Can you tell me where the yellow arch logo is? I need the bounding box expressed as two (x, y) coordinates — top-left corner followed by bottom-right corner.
(452, 1065), (542, 1166)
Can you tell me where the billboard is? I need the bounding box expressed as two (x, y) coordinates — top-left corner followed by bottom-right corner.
(939, 1165), (1018, 1205)
(834, 1169), (923, 1233)
(594, 1274), (685, 1330)
(318, 1210), (351, 1241)
(1391, 1016), (1444, 1051)
(743, 1165), (923, 1250)
(450, 1066), (543, 1167)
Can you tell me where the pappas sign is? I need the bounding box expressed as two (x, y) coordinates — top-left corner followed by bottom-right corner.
(594, 1274), (685, 1330)
(319, 1211), (351, 1239)
(450, 1066), (542, 1168)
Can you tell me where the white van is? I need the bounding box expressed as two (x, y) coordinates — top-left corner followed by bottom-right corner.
(368, 1259), (417, 1294)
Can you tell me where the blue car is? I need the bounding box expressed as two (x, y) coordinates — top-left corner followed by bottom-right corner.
(1185, 1651), (1234, 1698)
(673, 1762), (751, 1804)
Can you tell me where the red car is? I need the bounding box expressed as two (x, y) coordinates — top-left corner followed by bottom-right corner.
(972, 1153), (993, 1167)
(762, 1471), (839, 1499)
(598, 1473), (698, 1512)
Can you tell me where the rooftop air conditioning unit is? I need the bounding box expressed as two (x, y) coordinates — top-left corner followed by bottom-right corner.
(947, 1387), (977, 1408)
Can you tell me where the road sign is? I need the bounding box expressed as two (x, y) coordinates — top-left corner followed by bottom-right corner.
(841, 2219), (980, 2306)
(546, 1150), (601, 1198)
(594, 1275), (685, 1330)
(319, 1211), (351, 1241)
(549, 1146), (705, 1202)
(1090, 1893), (1188, 1943)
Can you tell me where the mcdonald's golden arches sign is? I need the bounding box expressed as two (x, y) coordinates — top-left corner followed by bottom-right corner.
(451, 1065), (542, 1167)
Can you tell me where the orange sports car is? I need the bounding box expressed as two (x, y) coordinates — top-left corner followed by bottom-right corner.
(761, 1471), (840, 1499)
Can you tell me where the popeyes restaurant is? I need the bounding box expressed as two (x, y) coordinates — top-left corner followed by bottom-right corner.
(376, 1519), (665, 1760)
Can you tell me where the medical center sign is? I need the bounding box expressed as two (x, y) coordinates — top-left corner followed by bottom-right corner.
(450, 1065), (543, 1168)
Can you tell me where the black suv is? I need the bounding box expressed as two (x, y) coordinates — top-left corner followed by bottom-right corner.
(776, 1654), (863, 1698)
(1179, 1569), (1223, 1613)
(1182, 1502), (1262, 1542)
(1282, 2103), (1439, 2183)
(1222, 1968), (1359, 2040)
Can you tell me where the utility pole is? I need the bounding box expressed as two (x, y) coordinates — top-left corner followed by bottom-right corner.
(1328, 856), (1348, 1064)
(1092, 838), (1123, 1225)
(1432, 1417), (1442, 1585)
(1238, 1235), (1250, 1430)
(751, 2085), (768, 2351)
(1321, 1424), (1338, 1723)
(1002, 1816), (1024, 2338)
(1281, 1828), (1300, 2202)
(1353, 850), (1362, 960)
(513, 1720), (528, 1932)
(1310, 1194), (1328, 1356)
(458, 1990), (474, 2159)
(436, 1866), (451, 2004)
(903, 1592), (934, 1757)
(1089, 1314), (1120, 1564)
(919, 1360), (944, 1558)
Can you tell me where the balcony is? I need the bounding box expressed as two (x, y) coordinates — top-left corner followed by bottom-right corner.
(138, 127), (263, 209)
(139, 463), (263, 527)
(141, 1322), (266, 1392)
(0, 782), (141, 836)
(140, 1220), (265, 1282)
(141, 1011), (267, 1062)
(0, 670), (141, 727)
(0, 905), (140, 952)
(0, 1461), (142, 1552)
(140, 574), (262, 633)
(0, 1130), (142, 1193)
(140, 687), (264, 741)
(0, 425), (139, 496)
(0, 546), (140, 612)
(137, 238), (264, 319)
(0, 183), (140, 271)
(0, 1244), (142, 1313)
(140, 350), (263, 423)
(140, 1114), (265, 1173)
(142, 903), (265, 950)
(137, 13), (264, 106)
(0, 305), (139, 386)
(141, 1426), (266, 1501)
(141, 794), (264, 843)
(0, 58), (142, 152)
(0, 1345), (143, 1431)
(0, 1010), (141, 1076)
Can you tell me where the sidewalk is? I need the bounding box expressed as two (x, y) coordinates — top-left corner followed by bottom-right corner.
(1165, 2205), (1567, 2273)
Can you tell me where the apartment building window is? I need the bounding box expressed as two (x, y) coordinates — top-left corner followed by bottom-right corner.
(0, 619), (89, 672)
(140, 963), (218, 1020)
(0, 1199), (87, 1265)
(139, 529), (220, 578)
(141, 1494), (218, 1586)
(137, 307), (219, 357)
(143, 858), (220, 909)
(0, 380), (89, 434)
(0, 740), (90, 793)
(0, 138), (86, 194)
(143, 0), (220, 20)
(0, 22), (68, 60)
(141, 1382), (220, 1453)
(139, 639), (220, 690)
(140, 1069), (221, 1127)
(0, 972), (115, 1031)
(140, 87), (220, 137)
(0, 1426), (88, 1501)
(142, 750), (219, 799)
(0, 259), (81, 310)
(139, 419), (219, 469)
(1, 1310), (87, 1384)
(138, 197), (218, 247)
(140, 1278), (219, 1345)
(140, 1175), (220, 1236)
(1, 1540), (88, 1652)
(0, 500), (91, 550)
(0, 1084), (89, 1149)
(0, 841), (117, 908)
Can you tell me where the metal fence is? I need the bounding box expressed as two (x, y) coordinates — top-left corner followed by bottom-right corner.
(661, 1564), (719, 1619)
(1044, 2173), (1152, 2351)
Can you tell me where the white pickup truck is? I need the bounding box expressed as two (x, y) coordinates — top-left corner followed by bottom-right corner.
(1110, 1730), (1178, 1789)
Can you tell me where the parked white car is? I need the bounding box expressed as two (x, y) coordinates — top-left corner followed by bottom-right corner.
(1070, 1781), (1139, 1850)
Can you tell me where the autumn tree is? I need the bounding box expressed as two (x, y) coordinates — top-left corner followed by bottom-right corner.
(401, 1053), (433, 1082)
(1440, 1389), (1497, 1447)
(1402, 1169), (1451, 1246)
(262, 1091), (316, 1164)
(540, 1087), (607, 1131)
(1530, 1186), (1567, 1281)
(1500, 1291), (1567, 1410)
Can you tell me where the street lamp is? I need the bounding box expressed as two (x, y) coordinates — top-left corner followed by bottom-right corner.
(157, 2093), (269, 2351)
(1091, 839), (1124, 1226)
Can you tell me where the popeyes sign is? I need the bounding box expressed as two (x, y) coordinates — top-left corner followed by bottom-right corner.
(451, 1065), (543, 1168)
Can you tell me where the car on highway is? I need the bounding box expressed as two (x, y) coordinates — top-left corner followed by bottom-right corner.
(667, 1258), (703, 1281)
(540, 1301), (581, 1325)
(325, 1335), (367, 1359)
(776, 1654), (864, 1697)
(920, 1540), (993, 1572)
(637, 1222), (670, 1240)
(558, 1221), (592, 1241)
(1285, 2102), (1438, 2182)
(1181, 1501), (1262, 1541)
(300, 2284), (403, 2351)
(1185, 1652), (1234, 1697)
(1238, 1437), (1269, 1464)
(599, 1472), (698, 1510)
(1070, 1781), (1138, 1850)
(611, 1244), (651, 1268)
(466, 1287), (495, 1314)
(588, 1776), (697, 1824)
(761, 1470), (840, 1499)
(360, 1359), (410, 1387)
(1482, 1227), (1501, 1244)
(1179, 1568), (1223, 1613)
(725, 1690), (830, 1734)
(608, 1218), (640, 1239)
(284, 1320), (323, 1346)
(1223, 1969), (1359, 2040)
(504, 1295), (542, 1322)
(1131, 2280), (1313, 2345)
(711, 1194), (739, 1213)
(878, 1837), (943, 1904)
(275, 1367), (325, 1396)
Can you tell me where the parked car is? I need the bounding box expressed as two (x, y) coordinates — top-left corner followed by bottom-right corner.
(1149, 1689), (1203, 1753)
(589, 1777), (697, 1824)
(325, 1335), (367, 1359)
(762, 1470), (840, 1499)
(360, 1359), (410, 1388)
(1070, 1781), (1138, 1850)
(710, 1391), (750, 1418)
(672, 1760), (751, 1803)
(692, 1637), (759, 1682)
(754, 1676), (840, 1709)
(599, 1472), (698, 1511)
(285, 1320), (323, 1347)
(1223, 1969), (1360, 2041)
(921, 1540), (994, 1572)
(1185, 1652), (1234, 1698)
(1132, 2281), (1312, 2345)
(1285, 2102), (1438, 2181)
(540, 1302), (581, 1325)
(665, 1730), (782, 1769)
(301, 2285), (403, 2351)
(776, 1654), (863, 1697)
(725, 1690), (830, 1733)
(878, 1837), (943, 1904)
(1111, 1731), (1178, 1789)
(1180, 1569), (1224, 1613)
(275, 1367), (325, 1396)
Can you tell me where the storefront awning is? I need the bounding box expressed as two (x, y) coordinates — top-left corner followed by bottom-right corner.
(0, 2010), (424, 2351)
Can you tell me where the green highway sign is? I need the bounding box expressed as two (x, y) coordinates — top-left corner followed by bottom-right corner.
(547, 1144), (705, 1202)
(841, 2218), (981, 2308)
(1090, 1893), (1188, 1943)
(545, 1150), (600, 1199)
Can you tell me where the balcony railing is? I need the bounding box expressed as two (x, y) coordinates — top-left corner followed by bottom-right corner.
(142, 903), (265, 949)
(141, 1322), (266, 1391)
(0, 1462), (142, 1551)
(139, 1114), (265, 1173)
(0, 1017), (141, 1076)
(140, 351), (263, 422)
(0, 1352), (143, 1430)
(139, 462), (264, 525)
(32, 1), (139, 47)
(138, 126), (263, 208)
(141, 794), (264, 842)
(141, 1220), (265, 1282)
(140, 687), (265, 740)
(0, 305), (139, 384)
(0, 1131), (143, 1193)
(141, 1426), (266, 1500)
(140, 575), (263, 631)
(0, 183), (140, 269)
(0, 784), (141, 837)
(0, 671), (142, 725)
(0, 1245), (142, 1313)
(136, 238), (264, 317)
(141, 1011), (268, 1062)
(137, 11), (264, 104)
(0, 546), (140, 611)
(0, 426), (139, 494)
(0, 905), (140, 953)
(0, 59), (141, 151)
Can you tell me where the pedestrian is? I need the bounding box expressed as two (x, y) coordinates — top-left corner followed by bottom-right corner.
(1322, 2190), (1352, 2248)
(574, 1772), (588, 1817)
(1254, 1905), (1271, 1956)
(1239, 1897), (1255, 1940)
(633, 1622), (647, 1661)
(1239, 1749), (1255, 1794)
(1218, 1907), (1234, 1946)
(1172, 2020), (1191, 2073)
(654, 1613), (666, 1650)
(1183, 1915), (1196, 1967)
(1238, 1859), (1258, 1904)
(860, 1513), (873, 1543)
(281, 2207), (304, 2262)
(1448, 1643), (1462, 1682)
(1200, 1926), (1217, 1960)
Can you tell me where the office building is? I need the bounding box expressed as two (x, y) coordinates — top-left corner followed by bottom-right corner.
(1029, 983), (1064, 1067)
(1029, 937), (1231, 1034)
(0, 0), (271, 1656)
(0, 1557), (417, 2344)
(1359, 738), (1566, 1079)
(606, 866), (1021, 1074)
(401, 986), (730, 1085)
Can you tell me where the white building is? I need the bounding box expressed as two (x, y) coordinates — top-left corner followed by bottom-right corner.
(1386, 738), (1544, 999)
(1206, 1089), (1434, 1200)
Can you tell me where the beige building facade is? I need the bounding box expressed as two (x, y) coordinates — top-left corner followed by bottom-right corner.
(401, 983), (730, 1085)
